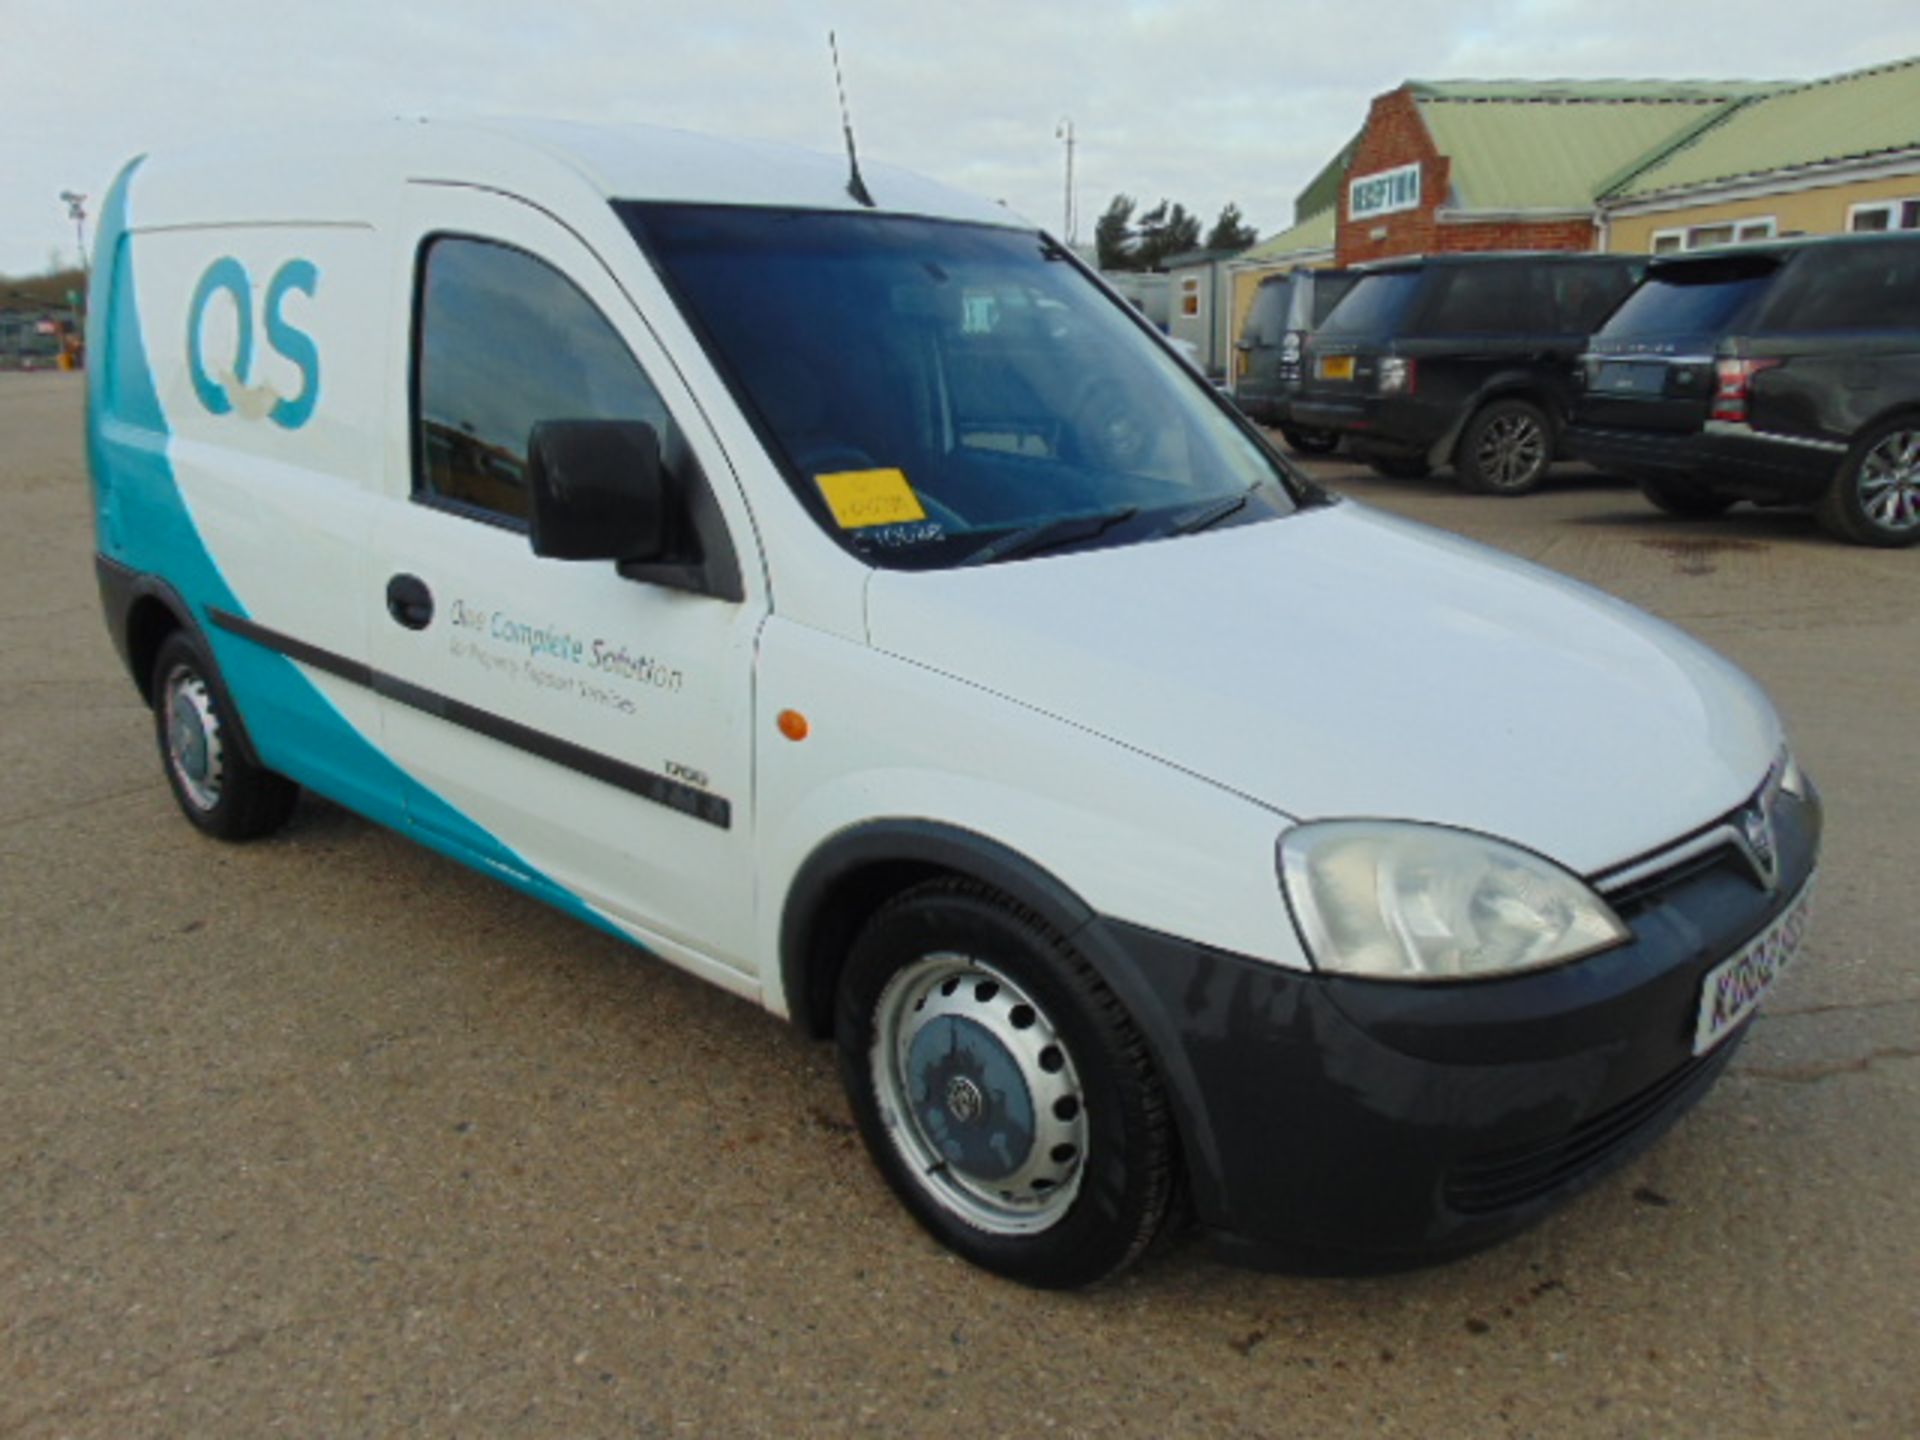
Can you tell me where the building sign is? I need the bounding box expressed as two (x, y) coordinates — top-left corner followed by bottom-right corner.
(1348, 162), (1421, 221)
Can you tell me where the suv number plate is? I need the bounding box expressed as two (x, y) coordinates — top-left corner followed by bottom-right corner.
(1317, 355), (1355, 381)
(1594, 360), (1666, 396)
(1694, 880), (1813, 1055)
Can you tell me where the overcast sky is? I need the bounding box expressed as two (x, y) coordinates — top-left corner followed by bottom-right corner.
(4, 1), (1918, 277)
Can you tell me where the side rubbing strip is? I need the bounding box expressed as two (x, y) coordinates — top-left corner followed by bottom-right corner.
(207, 608), (732, 829)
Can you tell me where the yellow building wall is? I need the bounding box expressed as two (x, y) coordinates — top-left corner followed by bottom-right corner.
(1605, 170), (1920, 252)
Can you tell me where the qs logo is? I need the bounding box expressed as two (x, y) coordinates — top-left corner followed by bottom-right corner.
(186, 256), (321, 429)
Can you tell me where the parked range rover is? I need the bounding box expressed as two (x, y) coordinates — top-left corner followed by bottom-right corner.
(1567, 234), (1920, 546)
(1293, 253), (1641, 493)
(1232, 267), (1359, 454)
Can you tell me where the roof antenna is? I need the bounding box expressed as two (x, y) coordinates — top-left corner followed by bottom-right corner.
(829, 31), (876, 208)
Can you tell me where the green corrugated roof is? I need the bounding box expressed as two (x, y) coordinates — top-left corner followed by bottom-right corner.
(1235, 206), (1336, 264)
(1409, 79), (1778, 104)
(1294, 133), (1359, 222)
(1610, 57), (1920, 199)
(1416, 88), (1762, 211)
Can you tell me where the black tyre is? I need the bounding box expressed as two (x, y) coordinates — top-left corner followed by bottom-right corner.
(1815, 417), (1920, 547)
(835, 879), (1178, 1289)
(1364, 452), (1433, 481)
(1279, 425), (1341, 457)
(1638, 476), (1736, 518)
(151, 631), (299, 841)
(1457, 398), (1553, 495)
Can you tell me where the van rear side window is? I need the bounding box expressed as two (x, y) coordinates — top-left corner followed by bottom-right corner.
(413, 237), (678, 524)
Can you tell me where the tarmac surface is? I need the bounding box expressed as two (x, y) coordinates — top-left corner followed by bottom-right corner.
(2, 368), (1916, 1437)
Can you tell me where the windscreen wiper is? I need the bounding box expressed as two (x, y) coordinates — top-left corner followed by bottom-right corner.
(960, 506), (1140, 566)
(1164, 489), (1252, 537)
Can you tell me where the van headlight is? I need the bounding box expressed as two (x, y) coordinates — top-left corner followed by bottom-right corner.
(1777, 747), (1809, 801)
(1278, 821), (1630, 982)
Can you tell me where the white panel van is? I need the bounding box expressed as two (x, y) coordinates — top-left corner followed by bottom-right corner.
(88, 120), (1819, 1287)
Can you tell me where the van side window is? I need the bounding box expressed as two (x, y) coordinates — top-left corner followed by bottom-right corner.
(413, 236), (678, 524)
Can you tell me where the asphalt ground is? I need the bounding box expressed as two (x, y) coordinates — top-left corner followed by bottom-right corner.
(3, 369), (1916, 1437)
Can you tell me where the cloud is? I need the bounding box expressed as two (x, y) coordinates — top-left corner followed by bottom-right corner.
(2, 1), (1916, 273)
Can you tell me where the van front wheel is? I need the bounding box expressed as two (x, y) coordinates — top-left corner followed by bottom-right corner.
(151, 631), (299, 841)
(835, 879), (1178, 1288)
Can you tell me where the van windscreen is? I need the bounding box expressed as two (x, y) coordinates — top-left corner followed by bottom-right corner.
(1314, 272), (1420, 337)
(624, 204), (1298, 569)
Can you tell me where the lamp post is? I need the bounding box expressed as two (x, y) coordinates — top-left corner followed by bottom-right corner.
(1054, 118), (1076, 247)
(59, 191), (88, 272)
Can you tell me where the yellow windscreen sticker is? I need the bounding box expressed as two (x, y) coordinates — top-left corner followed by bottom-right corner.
(815, 468), (928, 529)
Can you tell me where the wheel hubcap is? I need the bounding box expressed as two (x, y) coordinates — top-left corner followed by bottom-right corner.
(1478, 414), (1546, 490)
(1858, 429), (1920, 533)
(872, 954), (1088, 1236)
(162, 664), (225, 812)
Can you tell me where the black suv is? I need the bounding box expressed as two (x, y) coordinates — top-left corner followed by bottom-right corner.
(1567, 235), (1920, 546)
(1292, 253), (1640, 493)
(1231, 267), (1359, 454)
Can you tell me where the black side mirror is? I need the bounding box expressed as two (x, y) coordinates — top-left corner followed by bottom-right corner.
(525, 419), (666, 563)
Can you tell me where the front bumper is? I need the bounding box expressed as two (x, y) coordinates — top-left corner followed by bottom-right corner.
(1077, 783), (1821, 1272)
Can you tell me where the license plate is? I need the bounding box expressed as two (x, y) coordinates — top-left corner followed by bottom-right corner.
(1317, 355), (1355, 381)
(1693, 881), (1813, 1055)
(1594, 360), (1666, 396)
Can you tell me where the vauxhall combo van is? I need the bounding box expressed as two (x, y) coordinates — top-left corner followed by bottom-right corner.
(89, 121), (1819, 1288)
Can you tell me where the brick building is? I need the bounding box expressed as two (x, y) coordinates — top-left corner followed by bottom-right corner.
(1227, 61), (1919, 347)
(1333, 80), (1772, 266)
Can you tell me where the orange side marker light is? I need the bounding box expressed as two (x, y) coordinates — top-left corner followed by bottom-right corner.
(777, 709), (810, 742)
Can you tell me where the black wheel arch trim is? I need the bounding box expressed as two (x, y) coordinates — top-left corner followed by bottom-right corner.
(94, 554), (273, 772)
(779, 817), (1232, 1222)
(780, 819), (1095, 1036)
(1850, 403), (1920, 451)
(1441, 380), (1559, 467)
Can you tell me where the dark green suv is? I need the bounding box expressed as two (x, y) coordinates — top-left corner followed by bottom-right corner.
(1293, 253), (1641, 494)
(1231, 268), (1359, 455)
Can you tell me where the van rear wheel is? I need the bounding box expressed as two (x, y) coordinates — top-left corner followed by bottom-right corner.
(835, 879), (1178, 1289)
(1458, 399), (1553, 495)
(151, 631), (299, 841)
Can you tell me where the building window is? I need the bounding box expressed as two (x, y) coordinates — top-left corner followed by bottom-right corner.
(1650, 218), (1776, 254)
(1848, 198), (1920, 233)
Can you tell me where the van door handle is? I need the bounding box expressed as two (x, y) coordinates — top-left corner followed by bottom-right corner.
(386, 573), (434, 630)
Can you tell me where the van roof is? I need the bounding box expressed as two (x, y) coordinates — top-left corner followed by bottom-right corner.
(117, 117), (1025, 233)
